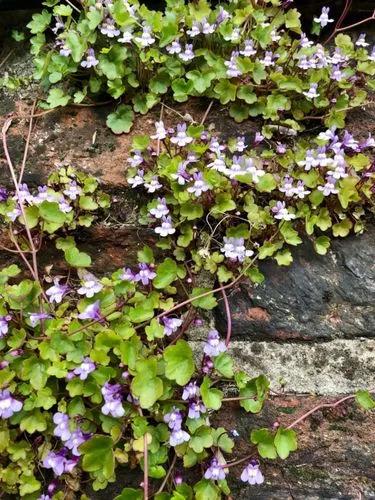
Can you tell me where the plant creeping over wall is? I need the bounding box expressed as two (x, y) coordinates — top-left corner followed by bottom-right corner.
(0, 0), (374, 498)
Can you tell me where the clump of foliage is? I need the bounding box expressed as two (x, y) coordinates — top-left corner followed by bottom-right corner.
(27, 0), (375, 132)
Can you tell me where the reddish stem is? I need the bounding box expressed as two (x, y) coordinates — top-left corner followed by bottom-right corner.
(221, 288), (232, 347)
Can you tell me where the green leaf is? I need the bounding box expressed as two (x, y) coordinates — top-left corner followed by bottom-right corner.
(214, 80), (237, 104)
(280, 222), (302, 246)
(338, 177), (361, 209)
(284, 8), (301, 32)
(274, 249), (293, 266)
(251, 428), (277, 459)
(200, 376), (223, 410)
(186, 70), (215, 93)
(45, 88), (70, 108)
(237, 86), (257, 104)
(153, 258), (178, 289)
(66, 31), (86, 63)
(131, 359), (163, 409)
(332, 218), (352, 238)
(20, 409), (48, 433)
(180, 201), (203, 220)
(214, 353), (233, 378)
(314, 236), (330, 255)
(274, 428), (298, 459)
(115, 489), (143, 500)
(106, 105), (134, 134)
(194, 480), (220, 500)
(190, 426), (214, 453)
(355, 390), (375, 410)
(27, 10), (51, 33)
(64, 247), (91, 267)
(164, 340), (195, 386)
(229, 102), (250, 122)
(191, 288), (218, 310)
(81, 435), (115, 479)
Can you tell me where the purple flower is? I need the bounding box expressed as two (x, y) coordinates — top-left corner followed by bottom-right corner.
(78, 301), (102, 321)
(52, 15), (64, 34)
(163, 317), (183, 336)
(134, 263), (156, 286)
(202, 356), (214, 374)
(254, 132), (264, 145)
(100, 17), (120, 37)
(128, 169), (144, 188)
(39, 495), (51, 500)
(166, 40), (182, 54)
(144, 176), (162, 193)
(64, 428), (90, 456)
(164, 408), (183, 430)
(77, 271), (103, 298)
(81, 48), (99, 68)
(271, 201), (296, 221)
(241, 460), (264, 485)
(151, 120), (168, 140)
(73, 357), (95, 380)
(179, 44), (194, 62)
(235, 137), (247, 152)
(29, 312), (52, 327)
(118, 28), (133, 43)
(318, 176), (339, 196)
(42, 449), (79, 476)
(204, 458), (226, 481)
(303, 83), (319, 100)
(171, 163), (190, 185)
(293, 180), (310, 199)
(169, 429), (190, 446)
(127, 151), (144, 168)
(134, 25), (155, 47)
(182, 381), (199, 401)
(356, 33), (369, 48)
(46, 278), (69, 304)
(53, 412), (71, 441)
(120, 267), (136, 281)
(331, 65), (344, 82)
(240, 39), (256, 57)
(221, 237), (254, 262)
(170, 124), (193, 147)
(216, 7), (230, 25)
(0, 187), (8, 202)
(149, 198), (169, 219)
(101, 382), (125, 418)
(0, 389), (23, 418)
(187, 172), (210, 197)
(259, 51), (275, 67)
(188, 401), (206, 419)
(276, 142), (287, 154)
(314, 6), (334, 28)
(0, 315), (11, 338)
(203, 330), (227, 357)
(341, 131), (359, 150)
(155, 216), (176, 237)
(300, 32), (313, 48)
(59, 43), (71, 57)
(225, 51), (242, 78)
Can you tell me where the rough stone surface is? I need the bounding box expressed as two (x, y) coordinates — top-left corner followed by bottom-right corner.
(215, 222), (375, 342)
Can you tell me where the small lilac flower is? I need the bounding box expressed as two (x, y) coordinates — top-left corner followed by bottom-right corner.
(59, 43), (71, 57)
(204, 458), (226, 481)
(29, 312), (52, 327)
(144, 177), (162, 193)
(216, 7), (230, 25)
(101, 382), (125, 418)
(186, 21), (200, 38)
(271, 201), (296, 221)
(331, 65), (344, 82)
(203, 330), (227, 357)
(188, 401), (206, 419)
(202, 356), (214, 374)
(303, 83), (319, 99)
(314, 6), (334, 28)
(171, 164), (190, 185)
(58, 197), (72, 214)
(300, 32), (313, 48)
(120, 267), (136, 281)
(187, 172), (210, 197)
(118, 29), (133, 43)
(221, 237), (254, 262)
(0, 315), (11, 338)
(359, 133), (375, 150)
(42, 449), (79, 476)
(149, 198), (169, 218)
(182, 381), (199, 401)
(81, 48), (99, 68)
(169, 429), (190, 446)
(151, 120), (168, 140)
(0, 361), (9, 369)
(240, 39), (256, 57)
(73, 357), (96, 380)
(170, 124), (193, 147)
(100, 17), (120, 37)
(297, 55), (314, 70)
(155, 216), (176, 237)
(276, 142), (287, 154)
(209, 138), (226, 154)
(225, 51), (242, 78)
(231, 429), (240, 437)
(39, 495), (51, 500)
(369, 46), (375, 62)
(127, 150), (144, 168)
(259, 51), (275, 67)
(179, 44), (194, 62)
(241, 460), (265, 485)
(134, 263), (156, 286)
(208, 155), (227, 173)
(243, 158), (265, 183)
(166, 40), (182, 54)
(52, 16), (64, 34)
(294, 180), (311, 199)
(46, 278), (69, 304)
(78, 301), (102, 321)
(163, 316), (183, 336)
(0, 389), (23, 418)
(128, 169), (144, 188)
(0, 187), (8, 202)
(297, 149), (319, 170)
(342, 131), (359, 150)
(53, 412), (71, 441)
(254, 132), (264, 145)
(235, 137), (247, 152)
(135, 25), (155, 47)
(77, 271), (103, 298)
(7, 206), (22, 221)
(356, 33), (369, 48)
(65, 428), (90, 456)
(164, 408), (183, 430)
(318, 176), (339, 196)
